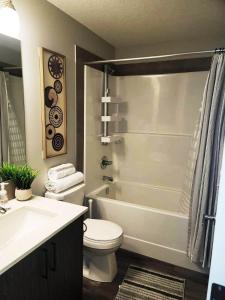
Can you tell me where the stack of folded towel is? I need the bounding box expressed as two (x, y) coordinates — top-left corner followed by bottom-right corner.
(45, 163), (84, 193)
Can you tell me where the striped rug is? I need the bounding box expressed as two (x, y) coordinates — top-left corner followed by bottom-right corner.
(115, 265), (185, 300)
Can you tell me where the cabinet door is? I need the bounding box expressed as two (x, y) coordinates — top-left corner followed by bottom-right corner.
(48, 216), (83, 300)
(0, 246), (49, 300)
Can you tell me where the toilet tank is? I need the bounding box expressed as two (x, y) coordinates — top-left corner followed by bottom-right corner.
(45, 183), (85, 205)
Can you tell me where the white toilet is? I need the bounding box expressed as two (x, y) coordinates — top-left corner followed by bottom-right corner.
(45, 183), (123, 282)
(83, 218), (123, 282)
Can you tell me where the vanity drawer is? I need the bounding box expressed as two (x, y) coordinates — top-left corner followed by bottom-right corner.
(0, 216), (83, 300)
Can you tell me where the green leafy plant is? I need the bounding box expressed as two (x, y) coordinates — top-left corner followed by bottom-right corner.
(12, 165), (39, 190)
(0, 163), (38, 190)
(0, 162), (17, 182)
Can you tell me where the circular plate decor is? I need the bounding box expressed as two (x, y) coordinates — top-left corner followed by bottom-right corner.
(54, 80), (63, 94)
(45, 86), (58, 108)
(49, 106), (63, 128)
(48, 55), (63, 79)
(46, 124), (55, 140)
(52, 133), (64, 151)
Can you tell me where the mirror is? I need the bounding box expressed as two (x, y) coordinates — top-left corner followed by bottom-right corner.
(0, 33), (26, 165)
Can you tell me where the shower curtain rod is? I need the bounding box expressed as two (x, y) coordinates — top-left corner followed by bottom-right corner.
(87, 49), (224, 65)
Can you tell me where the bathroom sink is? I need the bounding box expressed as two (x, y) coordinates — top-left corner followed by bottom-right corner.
(0, 196), (87, 276)
(0, 206), (56, 250)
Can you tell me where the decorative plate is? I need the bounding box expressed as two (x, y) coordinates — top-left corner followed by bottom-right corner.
(54, 80), (63, 94)
(46, 124), (56, 140)
(48, 55), (63, 79)
(52, 133), (64, 151)
(49, 106), (63, 128)
(44, 86), (58, 108)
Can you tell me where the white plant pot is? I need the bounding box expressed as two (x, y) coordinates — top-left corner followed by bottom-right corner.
(15, 188), (32, 201)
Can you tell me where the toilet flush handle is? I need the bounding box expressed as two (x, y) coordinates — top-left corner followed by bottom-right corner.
(83, 222), (87, 233)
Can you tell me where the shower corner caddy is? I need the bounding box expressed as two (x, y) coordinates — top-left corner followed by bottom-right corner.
(101, 96), (122, 103)
(100, 96), (123, 144)
(100, 135), (122, 144)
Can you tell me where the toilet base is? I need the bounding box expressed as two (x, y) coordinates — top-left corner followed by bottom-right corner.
(83, 250), (117, 282)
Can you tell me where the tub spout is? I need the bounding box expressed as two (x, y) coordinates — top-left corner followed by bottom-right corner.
(102, 176), (113, 182)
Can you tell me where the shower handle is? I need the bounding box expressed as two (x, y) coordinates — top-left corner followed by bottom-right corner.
(101, 156), (112, 169)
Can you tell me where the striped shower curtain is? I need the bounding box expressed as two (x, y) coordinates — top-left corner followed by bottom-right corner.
(0, 72), (9, 164)
(0, 72), (26, 165)
(188, 51), (225, 268)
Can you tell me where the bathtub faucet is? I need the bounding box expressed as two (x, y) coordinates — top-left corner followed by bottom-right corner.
(101, 156), (112, 169)
(102, 176), (113, 182)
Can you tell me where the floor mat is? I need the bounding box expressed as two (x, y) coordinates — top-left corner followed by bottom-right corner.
(115, 265), (185, 300)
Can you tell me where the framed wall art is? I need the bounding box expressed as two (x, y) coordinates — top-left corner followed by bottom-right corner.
(39, 48), (67, 158)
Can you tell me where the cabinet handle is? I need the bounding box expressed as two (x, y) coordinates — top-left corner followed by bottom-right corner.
(41, 248), (48, 279)
(50, 242), (57, 271)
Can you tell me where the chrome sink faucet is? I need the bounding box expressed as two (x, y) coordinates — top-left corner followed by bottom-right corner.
(0, 206), (7, 214)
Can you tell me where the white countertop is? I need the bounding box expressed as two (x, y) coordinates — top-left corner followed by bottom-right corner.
(0, 196), (88, 275)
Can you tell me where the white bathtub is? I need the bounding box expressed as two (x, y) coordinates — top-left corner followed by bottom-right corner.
(88, 181), (202, 272)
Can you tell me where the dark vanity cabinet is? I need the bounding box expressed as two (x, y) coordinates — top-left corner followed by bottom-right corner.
(0, 216), (83, 300)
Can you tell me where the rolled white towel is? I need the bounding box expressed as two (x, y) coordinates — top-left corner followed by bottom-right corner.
(45, 172), (84, 193)
(48, 163), (76, 180)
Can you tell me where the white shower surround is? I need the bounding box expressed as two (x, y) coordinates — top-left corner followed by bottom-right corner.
(84, 66), (208, 272)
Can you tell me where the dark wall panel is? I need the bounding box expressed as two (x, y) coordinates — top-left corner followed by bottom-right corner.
(113, 57), (211, 76)
(76, 46), (102, 171)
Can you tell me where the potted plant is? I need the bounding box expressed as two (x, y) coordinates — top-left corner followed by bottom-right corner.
(0, 162), (17, 200)
(13, 165), (38, 201)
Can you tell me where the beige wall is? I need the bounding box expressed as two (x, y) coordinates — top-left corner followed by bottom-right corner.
(116, 37), (225, 58)
(14, 0), (114, 195)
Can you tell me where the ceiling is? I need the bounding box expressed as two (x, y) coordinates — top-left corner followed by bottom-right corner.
(47, 0), (225, 48)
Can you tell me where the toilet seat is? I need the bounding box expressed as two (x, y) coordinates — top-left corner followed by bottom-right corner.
(84, 219), (123, 250)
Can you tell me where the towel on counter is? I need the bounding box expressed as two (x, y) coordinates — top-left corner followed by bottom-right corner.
(48, 163), (76, 180)
(45, 172), (84, 193)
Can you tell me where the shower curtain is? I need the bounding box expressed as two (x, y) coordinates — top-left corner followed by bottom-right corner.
(188, 51), (225, 268)
(0, 71), (26, 166)
(0, 72), (9, 164)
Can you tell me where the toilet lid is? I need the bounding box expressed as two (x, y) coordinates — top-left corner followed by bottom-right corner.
(84, 219), (123, 242)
